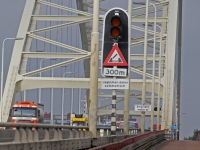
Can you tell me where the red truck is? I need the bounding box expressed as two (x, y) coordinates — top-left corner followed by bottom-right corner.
(10, 100), (44, 129)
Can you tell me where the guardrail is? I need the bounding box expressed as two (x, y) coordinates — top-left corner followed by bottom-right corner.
(0, 122), (140, 150)
(89, 130), (168, 150)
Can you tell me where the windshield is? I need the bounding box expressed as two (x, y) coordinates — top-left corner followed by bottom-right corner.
(12, 108), (36, 117)
(72, 122), (85, 126)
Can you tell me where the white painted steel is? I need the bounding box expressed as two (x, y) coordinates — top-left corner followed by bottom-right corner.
(88, 0), (100, 138)
(124, 0), (132, 135)
(132, 1), (169, 12)
(156, 25), (163, 131)
(1, 0), (37, 122)
(1, 0), (178, 136)
(61, 72), (76, 125)
(161, 0), (179, 129)
(28, 34), (88, 54)
(98, 110), (161, 117)
(141, 0), (149, 134)
(150, 3), (157, 132)
(23, 55), (90, 77)
(15, 78), (163, 96)
(37, 0), (92, 16)
(50, 70), (54, 125)
(31, 18), (92, 34)
(70, 88), (73, 126)
(0, 38), (23, 121)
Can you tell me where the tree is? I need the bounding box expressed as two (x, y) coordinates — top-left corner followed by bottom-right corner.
(184, 129), (199, 140)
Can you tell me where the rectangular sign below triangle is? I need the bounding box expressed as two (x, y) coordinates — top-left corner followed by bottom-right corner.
(103, 44), (128, 66)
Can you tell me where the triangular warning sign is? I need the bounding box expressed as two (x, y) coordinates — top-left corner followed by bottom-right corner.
(103, 44), (128, 66)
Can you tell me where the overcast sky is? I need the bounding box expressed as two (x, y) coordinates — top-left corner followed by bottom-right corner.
(0, 0), (199, 140)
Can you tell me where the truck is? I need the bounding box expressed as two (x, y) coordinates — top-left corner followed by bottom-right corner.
(71, 114), (87, 127)
(10, 100), (44, 126)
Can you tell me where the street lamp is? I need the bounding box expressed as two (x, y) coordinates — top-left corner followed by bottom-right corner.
(79, 100), (86, 114)
(39, 58), (56, 124)
(98, 98), (109, 123)
(62, 71), (76, 125)
(0, 37), (23, 121)
(141, 0), (148, 134)
(38, 58), (57, 103)
(154, 25), (162, 131)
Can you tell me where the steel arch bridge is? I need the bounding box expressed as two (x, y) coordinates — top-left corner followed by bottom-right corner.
(1, 0), (179, 134)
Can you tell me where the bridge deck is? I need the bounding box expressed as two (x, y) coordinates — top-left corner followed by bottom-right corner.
(156, 140), (200, 150)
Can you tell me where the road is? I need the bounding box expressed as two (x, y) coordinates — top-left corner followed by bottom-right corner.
(156, 140), (200, 150)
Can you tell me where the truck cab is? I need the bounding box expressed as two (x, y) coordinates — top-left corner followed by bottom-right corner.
(71, 114), (87, 130)
(10, 101), (44, 125)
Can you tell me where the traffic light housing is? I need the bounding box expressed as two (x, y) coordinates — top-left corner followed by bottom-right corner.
(101, 8), (130, 77)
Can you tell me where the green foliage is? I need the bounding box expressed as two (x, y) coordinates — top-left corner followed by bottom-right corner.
(184, 129), (199, 140)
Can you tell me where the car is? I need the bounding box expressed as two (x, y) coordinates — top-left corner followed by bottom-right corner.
(117, 121), (139, 129)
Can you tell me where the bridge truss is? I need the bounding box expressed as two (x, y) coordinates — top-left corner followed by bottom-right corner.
(1, 0), (179, 133)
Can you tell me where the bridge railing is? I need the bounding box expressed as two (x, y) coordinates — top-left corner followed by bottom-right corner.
(89, 130), (168, 150)
(0, 122), (140, 150)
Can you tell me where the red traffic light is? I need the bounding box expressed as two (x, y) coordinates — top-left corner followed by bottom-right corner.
(111, 17), (121, 26)
(110, 27), (120, 37)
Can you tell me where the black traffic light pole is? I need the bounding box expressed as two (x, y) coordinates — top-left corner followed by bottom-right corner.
(111, 62), (117, 135)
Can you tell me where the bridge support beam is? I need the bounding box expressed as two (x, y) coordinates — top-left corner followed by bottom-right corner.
(123, 0), (132, 136)
(89, 0), (100, 138)
(161, 0), (179, 130)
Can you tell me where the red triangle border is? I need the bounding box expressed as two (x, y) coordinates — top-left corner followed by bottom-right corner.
(103, 44), (128, 66)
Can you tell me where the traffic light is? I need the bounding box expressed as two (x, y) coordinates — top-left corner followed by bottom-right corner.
(110, 16), (122, 39)
(101, 7), (130, 77)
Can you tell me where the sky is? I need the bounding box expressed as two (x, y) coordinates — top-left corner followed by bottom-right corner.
(0, 0), (199, 140)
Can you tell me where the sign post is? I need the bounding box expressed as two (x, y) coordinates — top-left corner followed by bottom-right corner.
(101, 8), (130, 136)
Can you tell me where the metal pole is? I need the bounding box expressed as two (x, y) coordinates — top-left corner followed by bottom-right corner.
(39, 58), (55, 124)
(98, 100), (101, 123)
(123, 0), (132, 135)
(50, 69), (54, 124)
(39, 59), (46, 103)
(1, 38), (16, 103)
(61, 87), (64, 125)
(61, 72), (66, 126)
(141, 0), (149, 134)
(70, 88), (73, 125)
(177, 0), (182, 140)
(0, 39), (6, 122)
(62, 72), (75, 125)
(89, 0), (99, 138)
(156, 25), (162, 131)
(23, 90), (26, 101)
(150, 3), (157, 132)
(79, 88), (81, 114)
(1, 38), (23, 121)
